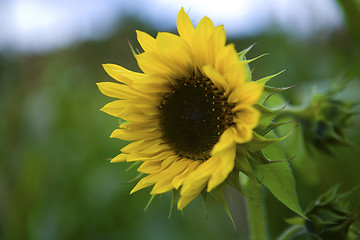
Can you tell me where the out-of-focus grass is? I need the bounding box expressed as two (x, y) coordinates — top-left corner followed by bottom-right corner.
(0, 15), (359, 240)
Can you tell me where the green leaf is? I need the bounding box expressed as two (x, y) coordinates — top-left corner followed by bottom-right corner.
(253, 161), (306, 218)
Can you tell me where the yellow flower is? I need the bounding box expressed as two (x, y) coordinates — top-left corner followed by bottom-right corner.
(97, 8), (264, 210)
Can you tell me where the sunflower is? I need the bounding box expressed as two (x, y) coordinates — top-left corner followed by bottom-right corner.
(97, 8), (264, 210)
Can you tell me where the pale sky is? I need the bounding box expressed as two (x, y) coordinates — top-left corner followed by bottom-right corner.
(0, 0), (344, 52)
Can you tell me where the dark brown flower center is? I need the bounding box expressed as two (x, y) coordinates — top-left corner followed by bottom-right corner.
(158, 75), (233, 160)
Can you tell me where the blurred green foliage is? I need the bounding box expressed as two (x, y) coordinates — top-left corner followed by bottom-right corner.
(1, 8), (359, 240)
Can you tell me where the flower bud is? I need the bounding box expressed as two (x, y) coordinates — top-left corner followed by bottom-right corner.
(283, 79), (356, 155)
(305, 185), (358, 240)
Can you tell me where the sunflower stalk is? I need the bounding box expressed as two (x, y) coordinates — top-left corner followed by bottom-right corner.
(244, 177), (268, 240)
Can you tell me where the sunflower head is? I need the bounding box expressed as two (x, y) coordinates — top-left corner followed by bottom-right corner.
(97, 8), (295, 213)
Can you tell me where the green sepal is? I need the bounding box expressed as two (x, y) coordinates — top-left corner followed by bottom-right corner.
(285, 216), (306, 226)
(143, 194), (156, 212)
(238, 44), (269, 82)
(246, 123), (297, 153)
(243, 53), (269, 64)
(245, 132), (281, 152)
(211, 186), (236, 228)
(256, 70), (286, 85)
(200, 190), (209, 219)
(238, 44), (268, 64)
(256, 121), (296, 136)
(238, 43), (256, 60)
(168, 189), (179, 219)
(245, 122), (297, 166)
(259, 83), (296, 105)
(253, 161), (306, 218)
(238, 44), (254, 81)
(254, 103), (287, 129)
(260, 129), (296, 163)
(128, 39), (140, 56)
(234, 153), (257, 183)
(248, 150), (287, 165)
(126, 172), (143, 184)
(226, 170), (248, 198)
(125, 161), (141, 172)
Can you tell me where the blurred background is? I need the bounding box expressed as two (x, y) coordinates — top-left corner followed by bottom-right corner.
(1, 0), (359, 239)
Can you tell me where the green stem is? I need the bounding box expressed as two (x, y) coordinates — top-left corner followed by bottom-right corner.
(245, 179), (268, 240)
(276, 225), (305, 240)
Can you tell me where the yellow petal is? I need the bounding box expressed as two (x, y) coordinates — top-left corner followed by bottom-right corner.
(178, 157), (218, 210)
(137, 160), (163, 174)
(224, 62), (247, 98)
(137, 140), (171, 155)
(214, 43), (238, 75)
(140, 155), (179, 175)
(132, 76), (172, 93)
(130, 175), (155, 194)
(211, 128), (236, 156)
(126, 150), (175, 162)
(231, 81), (264, 105)
(155, 32), (193, 77)
(172, 160), (201, 189)
(96, 82), (149, 100)
(118, 111), (157, 123)
(113, 103), (159, 122)
(207, 25), (226, 66)
(177, 8), (195, 46)
(177, 194), (200, 211)
(135, 155), (178, 174)
(102, 64), (142, 85)
(202, 65), (227, 92)
(192, 16), (215, 67)
(180, 157), (217, 196)
(100, 100), (126, 117)
(121, 138), (162, 154)
(136, 30), (156, 52)
(207, 144), (236, 192)
(233, 106), (260, 128)
(136, 52), (175, 77)
(110, 153), (127, 163)
(233, 123), (253, 143)
(150, 160), (191, 194)
(131, 159), (189, 194)
(110, 128), (161, 141)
